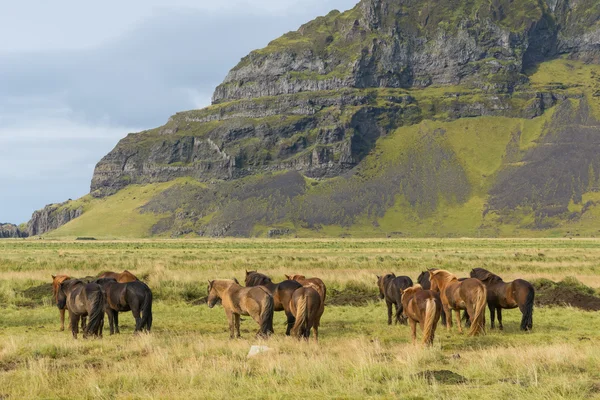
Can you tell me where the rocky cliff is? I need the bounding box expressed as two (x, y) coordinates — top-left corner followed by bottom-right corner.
(28, 0), (600, 238)
(0, 223), (28, 238)
(27, 202), (83, 236)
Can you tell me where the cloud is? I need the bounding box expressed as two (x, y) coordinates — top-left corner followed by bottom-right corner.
(0, 0), (358, 223)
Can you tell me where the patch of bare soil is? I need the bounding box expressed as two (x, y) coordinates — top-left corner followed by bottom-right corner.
(534, 278), (600, 311)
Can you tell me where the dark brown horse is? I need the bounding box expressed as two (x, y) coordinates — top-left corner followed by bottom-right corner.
(51, 274), (83, 331)
(245, 271), (302, 335)
(470, 268), (535, 331)
(207, 279), (274, 338)
(376, 274), (413, 325)
(95, 278), (153, 334)
(56, 280), (105, 339)
(289, 284), (321, 341)
(285, 274), (326, 340)
(98, 270), (138, 283)
(429, 269), (487, 336)
(401, 285), (442, 346)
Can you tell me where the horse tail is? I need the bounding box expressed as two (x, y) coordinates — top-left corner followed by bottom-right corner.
(291, 292), (308, 338)
(85, 286), (105, 337)
(139, 287), (153, 332)
(422, 298), (437, 346)
(468, 284), (487, 336)
(259, 292), (274, 337)
(520, 284), (535, 331)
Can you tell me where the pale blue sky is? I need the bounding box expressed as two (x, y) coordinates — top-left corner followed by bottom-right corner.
(0, 0), (357, 224)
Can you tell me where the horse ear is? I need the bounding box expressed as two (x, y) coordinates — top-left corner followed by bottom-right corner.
(245, 270), (249, 276)
(51, 275), (56, 280)
(285, 275), (291, 280)
(390, 273), (396, 277)
(232, 277), (239, 284)
(376, 275), (380, 279)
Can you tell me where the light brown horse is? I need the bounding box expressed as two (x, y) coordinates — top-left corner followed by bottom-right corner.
(56, 280), (105, 339)
(52, 274), (72, 331)
(401, 285), (442, 346)
(207, 279), (274, 338)
(289, 284), (322, 341)
(429, 269), (487, 336)
(286, 274), (326, 340)
(98, 270), (138, 283)
(470, 268), (535, 331)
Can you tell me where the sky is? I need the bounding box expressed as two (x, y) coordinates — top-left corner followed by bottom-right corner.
(0, 0), (358, 224)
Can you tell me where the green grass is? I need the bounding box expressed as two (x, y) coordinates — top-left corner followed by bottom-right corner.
(2, 239), (600, 398)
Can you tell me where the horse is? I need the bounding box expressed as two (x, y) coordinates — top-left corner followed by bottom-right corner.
(94, 278), (153, 334)
(245, 271), (302, 335)
(400, 285), (442, 346)
(285, 274), (326, 340)
(376, 274), (413, 325)
(429, 269), (487, 336)
(98, 270), (138, 283)
(470, 268), (535, 331)
(56, 280), (105, 339)
(207, 279), (274, 339)
(51, 274), (84, 332)
(289, 284), (322, 341)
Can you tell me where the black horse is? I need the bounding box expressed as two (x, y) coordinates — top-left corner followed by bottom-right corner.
(245, 271), (302, 335)
(95, 278), (153, 334)
(376, 274), (413, 325)
(57, 280), (105, 339)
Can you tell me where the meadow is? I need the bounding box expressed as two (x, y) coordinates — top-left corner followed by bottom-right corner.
(1, 238), (600, 399)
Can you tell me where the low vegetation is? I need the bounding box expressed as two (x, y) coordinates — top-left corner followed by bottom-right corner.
(1, 239), (600, 398)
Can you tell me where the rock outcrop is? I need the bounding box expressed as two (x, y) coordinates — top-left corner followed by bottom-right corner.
(0, 223), (28, 238)
(27, 202), (83, 236)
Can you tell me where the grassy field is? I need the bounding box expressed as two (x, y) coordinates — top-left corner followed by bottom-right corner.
(1, 239), (600, 399)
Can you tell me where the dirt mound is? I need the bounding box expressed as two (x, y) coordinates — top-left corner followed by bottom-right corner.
(420, 370), (467, 385)
(534, 278), (600, 311)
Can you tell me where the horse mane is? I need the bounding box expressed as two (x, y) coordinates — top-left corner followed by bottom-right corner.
(470, 268), (503, 283)
(403, 284), (423, 297)
(430, 269), (458, 284)
(246, 272), (272, 286)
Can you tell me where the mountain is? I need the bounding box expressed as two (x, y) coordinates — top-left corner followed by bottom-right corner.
(27, 0), (600, 238)
(0, 223), (28, 238)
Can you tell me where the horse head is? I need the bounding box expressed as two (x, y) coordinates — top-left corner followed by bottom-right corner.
(206, 280), (219, 308)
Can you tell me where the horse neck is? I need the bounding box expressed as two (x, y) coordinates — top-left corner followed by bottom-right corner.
(213, 281), (235, 297)
(433, 276), (456, 291)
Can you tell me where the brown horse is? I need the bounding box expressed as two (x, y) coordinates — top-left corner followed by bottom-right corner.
(207, 279), (274, 338)
(95, 278), (153, 334)
(51, 274), (77, 331)
(289, 284), (321, 341)
(401, 285), (442, 346)
(429, 269), (487, 336)
(376, 274), (413, 325)
(98, 270), (138, 283)
(245, 271), (302, 335)
(285, 274), (326, 340)
(470, 268), (535, 331)
(56, 280), (105, 339)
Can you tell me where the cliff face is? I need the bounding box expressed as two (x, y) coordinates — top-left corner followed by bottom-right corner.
(27, 202), (82, 236)
(0, 223), (28, 238)
(28, 0), (600, 237)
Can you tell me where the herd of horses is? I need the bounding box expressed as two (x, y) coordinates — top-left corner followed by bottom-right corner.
(50, 267), (533, 346)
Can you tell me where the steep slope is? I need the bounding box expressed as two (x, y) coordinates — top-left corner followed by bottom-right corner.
(30, 0), (600, 238)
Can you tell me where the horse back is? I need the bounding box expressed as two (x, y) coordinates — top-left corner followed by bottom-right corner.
(388, 276), (413, 304)
(273, 280), (302, 311)
(236, 286), (271, 316)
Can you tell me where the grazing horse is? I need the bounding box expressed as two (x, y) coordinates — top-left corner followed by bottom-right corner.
(56, 280), (105, 339)
(98, 270), (138, 283)
(95, 278), (153, 334)
(289, 284), (322, 341)
(470, 268), (535, 331)
(285, 274), (326, 340)
(429, 269), (487, 336)
(245, 271), (302, 335)
(207, 279), (274, 338)
(52, 274), (83, 331)
(376, 274), (413, 325)
(401, 285), (442, 346)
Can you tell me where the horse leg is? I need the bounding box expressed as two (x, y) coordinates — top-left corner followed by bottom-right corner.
(71, 314), (80, 339)
(497, 308), (503, 330)
(226, 311), (235, 339)
(455, 310), (463, 334)
(410, 319), (417, 345)
(488, 304), (496, 329)
(60, 308), (65, 331)
(81, 316), (87, 332)
(285, 311), (295, 336)
(234, 314), (241, 338)
(114, 311), (120, 334)
(443, 305), (452, 330)
(386, 300), (393, 325)
(393, 303), (399, 325)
